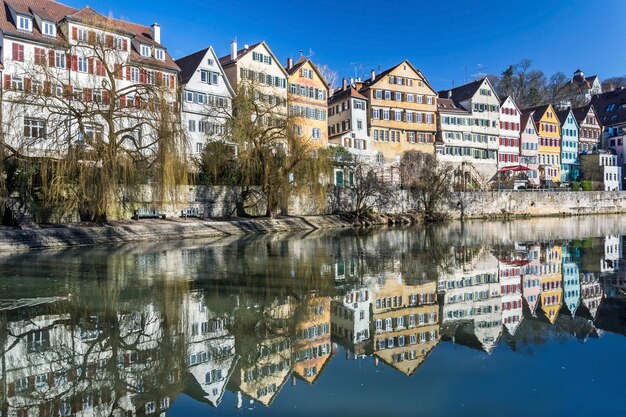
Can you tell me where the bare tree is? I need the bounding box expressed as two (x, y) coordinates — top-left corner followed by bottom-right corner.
(1, 16), (187, 223)
(400, 151), (453, 221)
(317, 64), (339, 93)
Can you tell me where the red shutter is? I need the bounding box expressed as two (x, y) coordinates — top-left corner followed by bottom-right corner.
(126, 66), (131, 80)
(156, 71), (162, 86)
(105, 35), (113, 48)
(71, 55), (77, 71)
(84, 88), (92, 102)
(120, 95), (126, 106)
(135, 95), (141, 108)
(122, 39), (128, 50)
(88, 30), (96, 45)
(72, 27), (77, 40)
(12, 42), (18, 60)
(24, 77), (31, 92)
(43, 80), (51, 95)
(3, 74), (10, 90)
(102, 89), (110, 104)
(139, 69), (146, 83)
(170, 74), (175, 89)
(49, 50), (55, 67)
(114, 64), (121, 80)
(88, 57), (94, 74)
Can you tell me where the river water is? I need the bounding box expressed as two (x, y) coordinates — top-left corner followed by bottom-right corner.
(1, 216), (626, 416)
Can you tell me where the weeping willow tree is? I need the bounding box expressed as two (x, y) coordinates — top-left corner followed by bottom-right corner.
(200, 80), (330, 218)
(1, 15), (187, 223)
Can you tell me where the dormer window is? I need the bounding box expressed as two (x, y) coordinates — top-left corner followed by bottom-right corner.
(42, 21), (56, 37)
(77, 28), (88, 42)
(154, 48), (165, 61)
(16, 15), (32, 32)
(140, 44), (151, 57)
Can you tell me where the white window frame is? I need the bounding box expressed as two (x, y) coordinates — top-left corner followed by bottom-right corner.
(17, 15), (32, 32)
(42, 21), (56, 37)
(155, 48), (165, 61)
(140, 44), (151, 57)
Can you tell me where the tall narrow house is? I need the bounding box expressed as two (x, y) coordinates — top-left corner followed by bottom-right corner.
(357, 61), (437, 165)
(556, 108), (579, 183)
(438, 78), (501, 184)
(176, 46), (235, 156)
(219, 40), (288, 120)
(523, 104), (561, 186)
(498, 96), (521, 169)
(285, 56), (329, 148)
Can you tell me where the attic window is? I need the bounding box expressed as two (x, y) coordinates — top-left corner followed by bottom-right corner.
(155, 48), (165, 61)
(42, 21), (55, 37)
(140, 44), (151, 57)
(207, 58), (214, 66)
(17, 15), (32, 32)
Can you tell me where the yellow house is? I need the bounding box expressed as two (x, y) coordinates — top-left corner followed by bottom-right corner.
(357, 60), (437, 164)
(286, 57), (329, 148)
(524, 104), (561, 185)
(371, 274), (439, 376)
(292, 296), (332, 383)
(539, 245), (563, 324)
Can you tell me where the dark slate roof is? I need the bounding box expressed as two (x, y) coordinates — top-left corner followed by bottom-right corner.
(522, 104), (551, 124)
(437, 98), (469, 114)
(329, 85), (367, 103)
(572, 104), (594, 125)
(556, 109), (572, 125)
(520, 113), (532, 130)
(286, 56), (307, 75)
(590, 88), (626, 127)
(438, 78), (484, 102)
(175, 47), (209, 84)
(357, 60), (435, 94)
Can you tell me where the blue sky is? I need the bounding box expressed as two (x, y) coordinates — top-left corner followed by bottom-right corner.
(64, 0), (625, 90)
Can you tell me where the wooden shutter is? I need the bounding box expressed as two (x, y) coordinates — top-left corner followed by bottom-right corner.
(3, 74), (10, 90)
(170, 74), (175, 89)
(83, 88), (92, 102)
(72, 27), (78, 40)
(105, 35), (113, 48)
(139, 69), (147, 83)
(114, 64), (122, 80)
(120, 95), (126, 106)
(122, 39), (128, 50)
(125, 66), (131, 80)
(44, 80), (51, 95)
(24, 77), (31, 92)
(49, 50), (55, 67)
(88, 57), (94, 74)
(12, 43), (18, 60)
(71, 55), (77, 71)
(88, 30), (96, 45)
(134, 95), (141, 108)
(102, 89), (110, 104)
(155, 71), (162, 86)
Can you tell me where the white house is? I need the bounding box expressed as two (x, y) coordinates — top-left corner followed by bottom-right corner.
(328, 79), (371, 161)
(498, 96), (521, 169)
(176, 46), (235, 156)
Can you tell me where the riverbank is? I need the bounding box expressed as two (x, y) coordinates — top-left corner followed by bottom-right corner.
(0, 215), (356, 252)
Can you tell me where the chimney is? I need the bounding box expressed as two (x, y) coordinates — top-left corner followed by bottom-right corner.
(287, 57), (293, 70)
(230, 39), (237, 60)
(342, 78), (347, 90)
(150, 23), (161, 44)
(371, 69), (376, 80)
(447, 90), (452, 99)
(350, 77), (354, 86)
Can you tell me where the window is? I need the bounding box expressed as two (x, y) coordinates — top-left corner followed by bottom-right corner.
(55, 51), (66, 68)
(188, 120), (196, 132)
(196, 142), (203, 154)
(131, 67), (140, 82)
(140, 44), (151, 57)
(77, 28), (88, 42)
(11, 75), (23, 91)
(16, 15), (32, 32)
(312, 128), (321, 139)
(24, 118), (46, 140)
(155, 48), (165, 60)
(301, 68), (313, 78)
(77, 56), (88, 73)
(42, 21), (56, 37)
(12, 42), (24, 62)
(114, 36), (124, 50)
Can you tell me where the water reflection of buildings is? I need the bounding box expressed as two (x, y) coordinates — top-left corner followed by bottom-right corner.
(539, 245), (563, 324)
(4, 234), (626, 414)
(371, 273), (439, 376)
(438, 248), (502, 353)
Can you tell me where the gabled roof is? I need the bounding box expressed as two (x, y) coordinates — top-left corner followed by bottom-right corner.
(500, 95), (521, 113)
(437, 98), (469, 114)
(556, 109), (577, 127)
(590, 87), (626, 127)
(218, 40), (289, 78)
(176, 47), (210, 84)
(572, 104), (594, 125)
(329, 85), (367, 103)
(439, 77), (499, 104)
(520, 112), (537, 132)
(1, 0), (179, 71)
(357, 60), (436, 95)
(522, 104), (554, 124)
(285, 56), (329, 90)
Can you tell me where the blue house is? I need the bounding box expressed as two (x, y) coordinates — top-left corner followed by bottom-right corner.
(557, 109), (579, 182)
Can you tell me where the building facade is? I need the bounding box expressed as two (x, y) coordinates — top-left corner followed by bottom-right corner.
(573, 104), (602, 154)
(176, 46), (234, 156)
(525, 104), (561, 186)
(438, 78), (501, 184)
(519, 113), (540, 186)
(328, 80), (370, 159)
(498, 96), (521, 169)
(286, 56), (329, 148)
(357, 61), (438, 165)
(557, 108), (579, 183)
